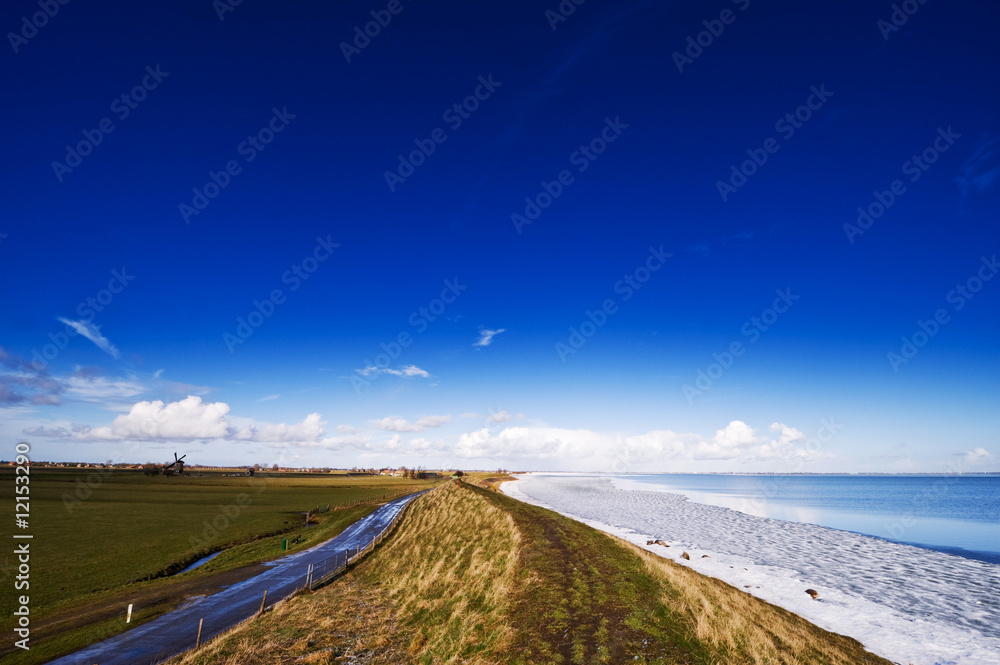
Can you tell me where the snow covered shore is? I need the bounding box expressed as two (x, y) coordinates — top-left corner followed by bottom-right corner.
(501, 474), (1000, 665)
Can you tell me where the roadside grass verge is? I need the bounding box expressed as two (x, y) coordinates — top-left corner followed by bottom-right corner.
(170, 480), (892, 665)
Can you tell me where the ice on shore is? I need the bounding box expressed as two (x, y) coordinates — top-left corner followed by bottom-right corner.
(502, 474), (1000, 665)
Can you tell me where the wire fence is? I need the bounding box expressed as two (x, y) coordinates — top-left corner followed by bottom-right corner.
(305, 495), (411, 589)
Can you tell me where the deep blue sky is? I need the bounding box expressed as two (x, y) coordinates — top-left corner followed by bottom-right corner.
(1, 0), (998, 471)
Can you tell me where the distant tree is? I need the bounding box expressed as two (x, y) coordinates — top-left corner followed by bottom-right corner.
(454, 470), (464, 477)
(142, 462), (159, 476)
(272, 463), (278, 470)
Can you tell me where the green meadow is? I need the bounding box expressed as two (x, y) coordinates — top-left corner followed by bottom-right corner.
(0, 466), (437, 663)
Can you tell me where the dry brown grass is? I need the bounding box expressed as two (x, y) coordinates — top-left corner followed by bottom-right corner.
(360, 480), (521, 662)
(621, 537), (887, 664)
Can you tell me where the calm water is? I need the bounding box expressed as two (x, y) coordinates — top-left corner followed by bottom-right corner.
(614, 474), (1000, 563)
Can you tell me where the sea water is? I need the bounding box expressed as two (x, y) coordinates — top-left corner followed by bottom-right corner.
(615, 474), (1000, 563)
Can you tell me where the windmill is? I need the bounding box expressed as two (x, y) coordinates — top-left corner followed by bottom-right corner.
(162, 452), (187, 476)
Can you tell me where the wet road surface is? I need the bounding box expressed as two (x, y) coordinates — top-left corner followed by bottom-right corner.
(48, 492), (423, 665)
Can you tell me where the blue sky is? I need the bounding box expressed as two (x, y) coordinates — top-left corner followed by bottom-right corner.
(1, 0), (997, 472)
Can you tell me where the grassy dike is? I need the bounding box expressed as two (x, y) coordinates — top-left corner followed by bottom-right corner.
(173, 480), (893, 664)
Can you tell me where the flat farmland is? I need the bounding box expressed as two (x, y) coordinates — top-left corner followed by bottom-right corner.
(0, 468), (436, 622)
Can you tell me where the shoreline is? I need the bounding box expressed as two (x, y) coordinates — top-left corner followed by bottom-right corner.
(606, 473), (1000, 565)
(501, 475), (1000, 665)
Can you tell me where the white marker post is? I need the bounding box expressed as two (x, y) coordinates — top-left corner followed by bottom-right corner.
(126, 603), (133, 624)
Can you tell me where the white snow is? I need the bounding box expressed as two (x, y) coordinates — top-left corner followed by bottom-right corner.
(501, 474), (1000, 665)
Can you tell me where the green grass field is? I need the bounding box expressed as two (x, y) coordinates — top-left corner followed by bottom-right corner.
(0, 467), (438, 663)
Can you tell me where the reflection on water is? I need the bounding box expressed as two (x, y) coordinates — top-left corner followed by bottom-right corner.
(613, 474), (1000, 563)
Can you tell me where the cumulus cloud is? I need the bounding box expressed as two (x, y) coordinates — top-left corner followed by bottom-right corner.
(57, 318), (120, 359)
(454, 420), (827, 467)
(234, 413), (326, 443)
(474, 327), (506, 347)
(368, 414), (451, 432)
(962, 447), (993, 465)
(25, 395), (329, 445)
(355, 365), (429, 378)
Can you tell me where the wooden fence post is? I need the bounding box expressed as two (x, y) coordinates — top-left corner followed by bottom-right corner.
(196, 618), (204, 648)
(259, 590), (268, 615)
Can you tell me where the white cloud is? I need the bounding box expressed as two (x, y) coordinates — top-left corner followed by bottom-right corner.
(963, 447), (993, 465)
(65, 374), (145, 405)
(25, 395), (328, 445)
(57, 318), (120, 359)
(453, 420), (827, 468)
(369, 414), (451, 432)
(256, 394), (280, 402)
(234, 413), (326, 443)
(91, 395), (232, 440)
(474, 327), (506, 347)
(355, 365), (430, 378)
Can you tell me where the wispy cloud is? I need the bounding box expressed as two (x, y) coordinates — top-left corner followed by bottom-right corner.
(488, 410), (512, 424)
(355, 365), (430, 378)
(256, 394), (280, 402)
(474, 327), (506, 347)
(0, 347), (64, 405)
(57, 318), (120, 359)
(368, 415), (451, 432)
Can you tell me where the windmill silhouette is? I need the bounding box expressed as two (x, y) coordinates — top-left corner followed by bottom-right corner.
(162, 452), (187, 475)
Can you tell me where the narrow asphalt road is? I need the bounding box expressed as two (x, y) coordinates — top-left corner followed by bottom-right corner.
(49, 492), (424, 665)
